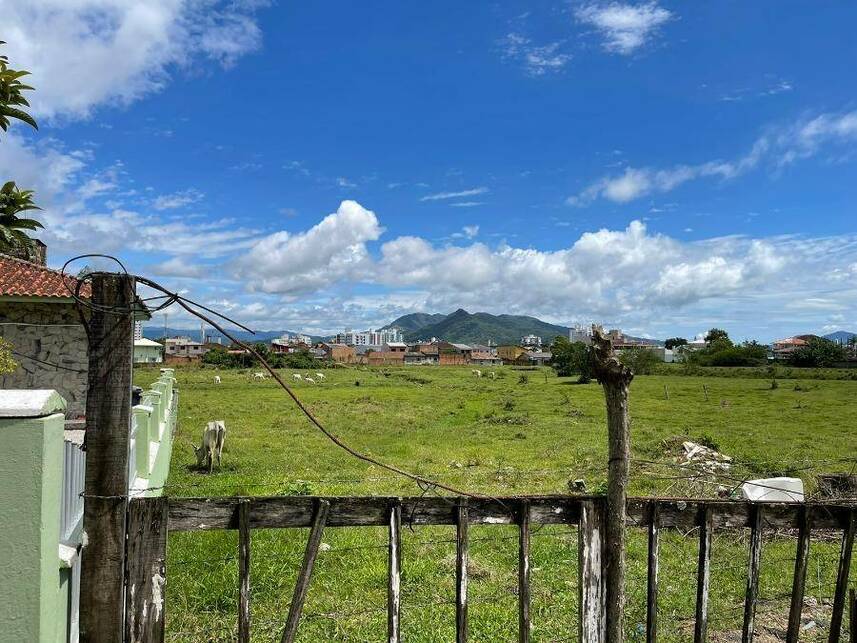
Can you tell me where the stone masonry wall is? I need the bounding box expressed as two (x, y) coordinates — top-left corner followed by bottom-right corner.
(0, 301), (89, 418)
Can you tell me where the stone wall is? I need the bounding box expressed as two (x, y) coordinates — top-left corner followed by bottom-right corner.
(0, 301), (88, 418)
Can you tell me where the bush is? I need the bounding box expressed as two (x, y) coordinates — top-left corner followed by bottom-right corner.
(788, 337), (847, 368)
(550, 336), (592, 383)
(617, 347), (660, 375)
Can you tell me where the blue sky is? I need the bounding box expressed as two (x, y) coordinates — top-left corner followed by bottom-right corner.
(2, 1), (857, 341)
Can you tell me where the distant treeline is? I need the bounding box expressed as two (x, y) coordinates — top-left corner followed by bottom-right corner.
(202, 344), (321, 369)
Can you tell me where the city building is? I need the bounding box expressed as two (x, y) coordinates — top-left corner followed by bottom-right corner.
(772, 335), (818, 360)
(335, 327), (404, 347)
(134, 321), (143, 341)
(521, 334), (542, 348)
(133, 338), (164, 363)
(164, 337), (208, 361)
(569, 325), (592, 344)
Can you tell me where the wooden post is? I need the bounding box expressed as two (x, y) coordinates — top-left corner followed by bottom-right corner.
(646, 501), (660, 643)
(388, 502), (402, 643)
(579, 499), (606, 643)
(786, 505), (811, 643)
(125, 497), (168, 643)
(456, 500), (469, 643)
(694, 507), (714, 643)
(238, 499), (251, 643)
(742, 505), (764, 643)
(81, 273), (136, 643)
(590, 326), (634, 643)
(281, 499), (329, 643)
(518, 500), (531, 643)
(829, 509), (855, 643)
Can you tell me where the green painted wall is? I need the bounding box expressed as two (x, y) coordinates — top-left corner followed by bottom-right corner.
(0, 402), (66, 643)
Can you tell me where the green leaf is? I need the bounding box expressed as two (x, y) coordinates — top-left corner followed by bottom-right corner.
(0, 106), (37, 130)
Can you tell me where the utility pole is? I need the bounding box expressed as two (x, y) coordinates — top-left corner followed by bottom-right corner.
(80, 272), (135, 643)
(590, 325), (634, 643)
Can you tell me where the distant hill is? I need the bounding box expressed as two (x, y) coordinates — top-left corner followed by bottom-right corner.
(142, 327), (322, 344)
(382, 308), (571, 345)
(823, 330), (856, 344)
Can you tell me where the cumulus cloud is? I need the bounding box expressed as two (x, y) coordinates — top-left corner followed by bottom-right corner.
(575, 2), (672, 55)
(231, 200), (384, 294)
(569, 110), (857, 205)
(2, 0), (267, 119)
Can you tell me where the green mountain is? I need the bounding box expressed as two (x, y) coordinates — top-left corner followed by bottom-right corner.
(383, 309), (571, 345)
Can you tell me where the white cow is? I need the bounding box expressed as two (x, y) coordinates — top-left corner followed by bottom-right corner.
(490, 372), (496, 380)
(292, 373), (303, 381)
(252, 372), (266, 380)
(315, 372), (326, 381)
(214, 375), (222, 384)
(472, 369), (482, 378)
(193, 420), (226, 473)
(305, 377), (316, 384)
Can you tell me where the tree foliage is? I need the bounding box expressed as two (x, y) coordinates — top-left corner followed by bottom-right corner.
(550, 336), (592, 383)
(704, 328), (730, 344)
(617, 347), (661, 374)
(664, 337), (687, 350)
(788, 337), (847, 368)
(0, 42), (41, 253)
(202, 345), (320, 369)
(685, 337), (768, 367)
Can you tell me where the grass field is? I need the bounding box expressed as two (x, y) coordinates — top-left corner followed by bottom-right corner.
(135, 365), (857, 641)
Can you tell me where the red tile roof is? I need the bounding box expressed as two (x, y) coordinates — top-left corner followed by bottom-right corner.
(0, 253), (91, 299)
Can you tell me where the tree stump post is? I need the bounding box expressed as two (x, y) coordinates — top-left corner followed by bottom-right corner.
(590, 325), (634, 643)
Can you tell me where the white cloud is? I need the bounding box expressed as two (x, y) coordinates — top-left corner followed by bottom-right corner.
(449, 201), (484, 208)
(575, 2), (672, 55)
(231, 200), (384, 295)
(500, 33), (572, 76)
(420, 187), (489, 202)
(569, 110), (857, 205)
(2, 0), (267, 119)
(451, 225), (480, 240)
(153, 188), (205, 210)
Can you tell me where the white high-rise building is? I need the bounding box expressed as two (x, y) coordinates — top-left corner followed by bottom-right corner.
(569, 325), (592, 345)
(134, 321), (143, 341)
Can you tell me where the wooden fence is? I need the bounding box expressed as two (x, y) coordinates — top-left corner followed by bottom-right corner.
(125, 494), (855, 643)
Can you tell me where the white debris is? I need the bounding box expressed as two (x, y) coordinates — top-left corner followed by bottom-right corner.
(680, 441), (732, 473)
(738, 477), (804, 503)
(319, 543), (332, 552)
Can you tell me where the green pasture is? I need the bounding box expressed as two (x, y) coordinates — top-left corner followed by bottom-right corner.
(134, 365), (856, 641)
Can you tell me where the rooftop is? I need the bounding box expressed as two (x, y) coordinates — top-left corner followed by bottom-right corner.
(0, 253), (91, 299)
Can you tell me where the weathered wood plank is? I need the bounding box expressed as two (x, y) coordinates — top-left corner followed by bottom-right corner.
(646, 501), (660, 643)
(456, 500), (468, 643)
(786, 505), (812, 643)
(829, 509), (855, 643)
(238, 499), (251, 643)
(742, 504), (764, 643)
(518, 500), (531, 643)
(694, 506), (713, 643)
(388, 502), (402, 643)
(81, 273), (136, 643)
(579, 499), (605, 643)
(125, 496), (168, 643)
(281, 499), (330, 643)
(165, 496), (852, 532)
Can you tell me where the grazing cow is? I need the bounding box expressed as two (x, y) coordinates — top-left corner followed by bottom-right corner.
(305, 377), (316, 384)
(315, 372), (326, 381)
(193, 421), (226, 473)
(490, 372), (496, 380)
(252, 372), (266, 380)
(292, 373), (303, 381)
(472, 369), (482, 378)
(214, 375), (221, 384)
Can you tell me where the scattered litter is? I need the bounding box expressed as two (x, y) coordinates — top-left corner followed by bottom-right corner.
(680, 440), (732, 474)
(319, 543), (331, 552)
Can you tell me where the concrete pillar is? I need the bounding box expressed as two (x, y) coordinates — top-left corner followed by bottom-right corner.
(0, 390), (68, 643)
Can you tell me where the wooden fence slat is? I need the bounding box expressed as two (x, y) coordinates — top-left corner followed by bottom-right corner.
(694, 506), (713, 643)
(579, 499), (605, 643)
(741, 504), (764, 643)
(388, 502), (402, 643)
(125, 496), (168, 643)
(166, 495), (853, 531)
(519, 500), (531, 643)
(238, 499), (251, 643)
(647, 501), (660, 643)
(829, 509), (855, 643)
(456, 500), (469, 643)
(786, 505), (812, 643)
(281, 499), (330, 643)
